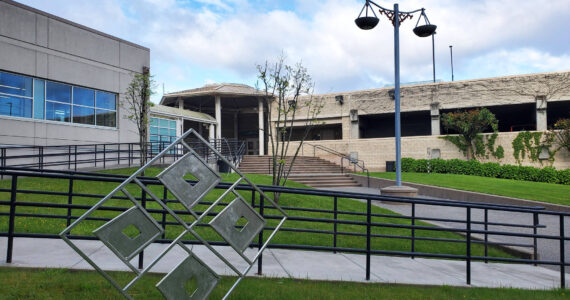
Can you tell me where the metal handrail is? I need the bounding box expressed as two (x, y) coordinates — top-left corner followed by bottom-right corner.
(1, 168), (567, 288)
(304, 143), (371, 187)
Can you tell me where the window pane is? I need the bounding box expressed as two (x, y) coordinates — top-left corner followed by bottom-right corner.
(169, 120), (176, 129)
(46, 101), (71, 122)
(169, 129), (176, 136)
(150, 126), (158, 135)
(96, 91), (116, 110)
(159, 118), (169, 127)
(0, 71), (32, 97)
(46, 81), (71, 103)
(73, 87), (95, 106)
(150, 118), (158, 126)
(150, 135), (158, 142)
(160, 136), (170, 142)
(0, 95), (32, 118)
(159, 128), (169, 135)
(73, 106), (95, 125)
(95, 109), (116, 127)
(33, 79), (44, 119)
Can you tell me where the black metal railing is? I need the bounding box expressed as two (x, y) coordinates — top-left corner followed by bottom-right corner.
(0, 139), (246, 172)
(0, 168), (568, 288)
(304, 143), (370, 187)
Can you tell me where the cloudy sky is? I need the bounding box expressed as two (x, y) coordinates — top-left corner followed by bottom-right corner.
(16, 0), (570, 102)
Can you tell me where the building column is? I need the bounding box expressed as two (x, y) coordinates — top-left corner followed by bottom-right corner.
(536, 96), (547, 131)
(209, 124), (215, 141)
(215, 96), (221, 139)
(177, 97), (183, 109)
(234, 112), (239, 139)
(349, 109), (359, 139)
(430, 102), (440, 135)
(258, 98), (265, 155)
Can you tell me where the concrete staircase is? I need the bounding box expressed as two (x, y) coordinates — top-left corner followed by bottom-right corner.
(238, 155), (360, 188)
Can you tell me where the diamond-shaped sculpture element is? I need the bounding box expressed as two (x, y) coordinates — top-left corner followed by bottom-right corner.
(156, 255), (220, 300)
(157, 152), (221, 211)
(209, 197), (266, 253)
(93, 206), (163, 261)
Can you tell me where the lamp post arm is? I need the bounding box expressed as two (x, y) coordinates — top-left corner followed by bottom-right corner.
(366, 0), (424, 15)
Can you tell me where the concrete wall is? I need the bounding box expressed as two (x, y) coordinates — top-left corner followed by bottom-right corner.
(0, 0), (150, 146)
(281, 131), (570, 171)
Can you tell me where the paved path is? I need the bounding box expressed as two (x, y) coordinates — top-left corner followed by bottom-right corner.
(0, 237), (567, 290)
(322, 186), (570, 272)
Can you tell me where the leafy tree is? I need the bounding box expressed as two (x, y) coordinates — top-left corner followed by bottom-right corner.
(441, 108), (504, 160)
(123, 69), (155, 169)
(553, 118), (570, 153)
(257, 55), (323, 199)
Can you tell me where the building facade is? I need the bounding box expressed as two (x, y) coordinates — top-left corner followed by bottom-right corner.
(0, 0), (150, 146)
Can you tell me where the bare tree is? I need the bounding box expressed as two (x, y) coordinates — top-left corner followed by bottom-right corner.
(257, 56), (324, 195)
(123, 68), (155, 168)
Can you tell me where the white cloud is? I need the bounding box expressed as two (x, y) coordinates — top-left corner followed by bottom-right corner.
(16, 0), (570, 97)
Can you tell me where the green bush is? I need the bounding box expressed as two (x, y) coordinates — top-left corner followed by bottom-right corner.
(399, 157), (568, 185)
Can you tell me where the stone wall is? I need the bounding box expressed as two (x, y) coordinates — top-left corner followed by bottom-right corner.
(279, 131), (570, 171)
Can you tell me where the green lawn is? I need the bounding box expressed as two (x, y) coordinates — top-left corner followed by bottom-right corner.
(0, 168), (510, 259)
(368, 172), (570, 206)
(1, 268), (567, 300)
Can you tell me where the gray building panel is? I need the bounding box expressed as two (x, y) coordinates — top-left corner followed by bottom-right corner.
(0, 1), (37, 44)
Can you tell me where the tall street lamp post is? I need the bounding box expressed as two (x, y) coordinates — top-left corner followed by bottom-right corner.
(355, 0), (436, 195)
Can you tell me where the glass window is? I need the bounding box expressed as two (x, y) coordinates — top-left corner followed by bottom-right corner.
(150, 126), (158, 135)
(96, 91), (116, 110)
(46, 101), (71, 122)
(170, 129), (176, 136)
(0, 95), (32, 118)
(0, 71), (32, 97)
(159, 128), (169, 135)
(150, 135), (158, 142)
(169, 120), (176, 129)
(72, 106), (95, 125)
(95, 109), (116, 127)
(33, 79), (44, 119)
(46, 81), (71, 103)
(150, 118), (158, 126)
(160, 136), (171, 142)
(159, 118), (169, 127)
(73, 87), (95, 106)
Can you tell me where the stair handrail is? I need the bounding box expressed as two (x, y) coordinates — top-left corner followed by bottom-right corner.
(304, 143), (370, 187)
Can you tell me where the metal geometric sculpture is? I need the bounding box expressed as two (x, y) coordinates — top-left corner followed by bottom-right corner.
(59, 129), (288, 299)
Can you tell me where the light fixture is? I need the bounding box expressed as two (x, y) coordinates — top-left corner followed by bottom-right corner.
(335, 95), (344, 105)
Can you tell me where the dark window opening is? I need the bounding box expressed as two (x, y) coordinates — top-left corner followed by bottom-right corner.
(548, 100), (570, 128)
(283, 124), (342, 141)
(360, 111), (430, 138)
(440, 104), (535, 134)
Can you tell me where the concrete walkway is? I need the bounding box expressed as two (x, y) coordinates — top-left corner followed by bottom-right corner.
(1, 237), (567, 290)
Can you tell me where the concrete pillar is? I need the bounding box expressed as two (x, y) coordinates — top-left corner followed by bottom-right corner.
(215, 96), (221, 139)
(209, 124), (215, 141)
(258, 98), (265, 155)
(430, 102), (440, 135)
(536, 96), (547, 131)
(349, 109), (359, 139)
(234, 112), (239, 139)
(177, 97), (183, 109)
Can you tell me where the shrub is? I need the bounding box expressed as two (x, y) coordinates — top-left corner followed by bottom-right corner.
(430, 159), (449, 173)
(412, 159), (430, 173)
(536, 167), (559, 184)
(558, 169), (570, 185)
(401, 158), (415, 172)
(480, 162), (501, 178)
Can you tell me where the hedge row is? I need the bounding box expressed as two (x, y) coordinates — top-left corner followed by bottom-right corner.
(400, 158), (570, 185)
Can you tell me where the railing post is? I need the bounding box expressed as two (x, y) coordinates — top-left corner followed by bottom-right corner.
(161, 186), (168, 239)
(103, 144), (106, 169)
(94, 145), (97, 167)
(484, 208), (488, 263)
(39, 146), (44, 169)
(333, 196), (338, 253)
(466, 207), (471, 285)
(560, 214), (566, 289)
(411, 202), (415, 259)
(138, 190), (147, 269)
(257, 195), (264, 275)
(67, 178), (74, 228)
(1, 148), (6, 180)
(533, 212), (538, 266)
(6, 175), (18, 263)
(74, 145), (78, 171)
(366, 198), (371, 281)
(128, 144), (132, 167)
(117, 144), (121, 165)
(68, 145), (71, 169)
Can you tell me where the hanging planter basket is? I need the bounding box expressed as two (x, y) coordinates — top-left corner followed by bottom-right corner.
(413, 9), (436, 37)
(355, 16), (380, 30)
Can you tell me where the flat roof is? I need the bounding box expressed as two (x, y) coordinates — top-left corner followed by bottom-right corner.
(150, 105), (216, 124)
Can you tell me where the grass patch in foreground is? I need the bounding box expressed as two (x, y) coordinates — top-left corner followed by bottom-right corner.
(0, 267), (567, 300)
(368, 172), (570, 206)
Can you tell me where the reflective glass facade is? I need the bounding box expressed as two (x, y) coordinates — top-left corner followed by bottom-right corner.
(150, 117), (177, 153)
(0, 70), (117, 128)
